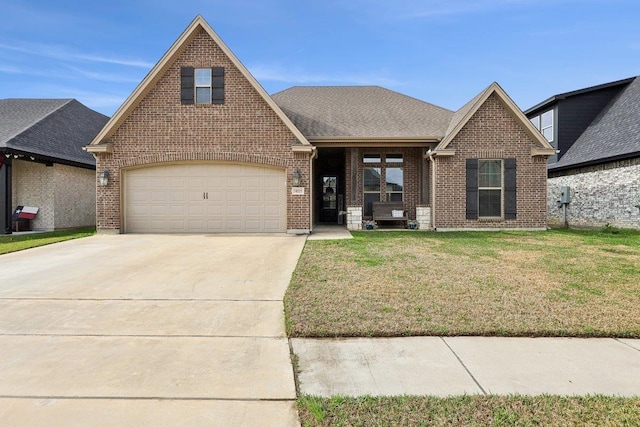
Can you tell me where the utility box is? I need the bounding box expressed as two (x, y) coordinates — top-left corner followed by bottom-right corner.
(560, 186), (571, 204)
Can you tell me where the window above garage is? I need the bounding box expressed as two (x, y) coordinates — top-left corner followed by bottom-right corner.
(181, 67), (225, 105)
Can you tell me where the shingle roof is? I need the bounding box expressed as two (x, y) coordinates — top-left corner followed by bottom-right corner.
(551, 76), (640, 170)
(0, 99), (109, 167)
(271, 86), (454, 138)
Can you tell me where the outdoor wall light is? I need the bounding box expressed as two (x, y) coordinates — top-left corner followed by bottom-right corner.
(292, 168), (303, 186)
(98, 169), (110, 187)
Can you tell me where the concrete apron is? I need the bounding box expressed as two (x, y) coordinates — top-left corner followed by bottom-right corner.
(0, 234), (306, 426)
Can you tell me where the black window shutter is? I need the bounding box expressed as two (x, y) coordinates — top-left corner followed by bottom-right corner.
(466, 158), (479, 220)
(504, 158), (517, 219)
(181, 67), (194, 105)
(211, 67), (225, 104)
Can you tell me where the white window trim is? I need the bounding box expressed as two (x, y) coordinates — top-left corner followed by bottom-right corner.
(195, 68), (212, 104)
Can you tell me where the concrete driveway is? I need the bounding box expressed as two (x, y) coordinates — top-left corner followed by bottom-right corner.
(0, 234), (306, 426)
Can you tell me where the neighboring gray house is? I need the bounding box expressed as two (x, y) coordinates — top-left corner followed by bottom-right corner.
(0, 99), (109, 233)
(525, 76), (640, 229)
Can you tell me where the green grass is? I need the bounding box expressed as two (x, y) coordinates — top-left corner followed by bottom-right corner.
(285, 228), (640, 338)
(0, 227), (96, 255)
(298, 394), (640, 427)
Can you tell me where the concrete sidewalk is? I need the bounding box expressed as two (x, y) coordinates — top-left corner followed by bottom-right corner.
(292, 336), (640, 397)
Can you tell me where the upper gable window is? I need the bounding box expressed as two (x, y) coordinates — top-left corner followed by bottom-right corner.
(181, 67), (225, 105)
(195, 68), (212, 104)
(530, 109), (554, 142)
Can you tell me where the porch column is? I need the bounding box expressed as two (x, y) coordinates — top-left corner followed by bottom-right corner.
(0, 157), (12, 234)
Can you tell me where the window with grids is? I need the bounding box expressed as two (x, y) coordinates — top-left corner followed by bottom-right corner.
(195, 68), (212, 104)
(478, 159), (502, 217)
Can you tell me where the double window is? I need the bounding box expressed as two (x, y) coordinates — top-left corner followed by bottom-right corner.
(363, 154), (404, 216)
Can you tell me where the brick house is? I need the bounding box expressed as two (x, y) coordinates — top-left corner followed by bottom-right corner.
(525, 76), (640, 229)
(1, 99), (108, 234)
(87, 16), (554, 234)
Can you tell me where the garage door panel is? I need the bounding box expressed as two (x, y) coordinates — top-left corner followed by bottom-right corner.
(125, 163), (286, 233)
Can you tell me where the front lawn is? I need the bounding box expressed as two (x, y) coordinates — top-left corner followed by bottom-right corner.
(298, 394), (640, 427)
(0, 227), (96, 255)
(285, 228), (640, 338)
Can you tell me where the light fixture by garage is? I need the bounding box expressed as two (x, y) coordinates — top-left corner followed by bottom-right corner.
(98, 169), (110, 187)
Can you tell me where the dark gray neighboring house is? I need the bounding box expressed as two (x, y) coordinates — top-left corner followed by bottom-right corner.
(525, 76), (640, 229)
(0, 99), (109, 234)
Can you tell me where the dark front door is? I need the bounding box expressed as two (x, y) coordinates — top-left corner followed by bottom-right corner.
(319, 175), (339, 223)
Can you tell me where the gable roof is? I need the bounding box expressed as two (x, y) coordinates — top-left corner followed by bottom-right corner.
(433, 82), (554, 155)
(551, 76), (640, 170)
(0, 99), (108, 168)
(87, 15), (310, 152)
(271, 86), (453, 141)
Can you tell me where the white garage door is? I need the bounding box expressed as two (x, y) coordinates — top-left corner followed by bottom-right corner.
(124, 163), (286, 233)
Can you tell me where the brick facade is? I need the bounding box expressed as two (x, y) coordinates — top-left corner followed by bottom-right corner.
(548, 159), (640, 229)
(94, 27), (311, 233)
(12, 160), (95, 230)
(433, 93), (548, 230)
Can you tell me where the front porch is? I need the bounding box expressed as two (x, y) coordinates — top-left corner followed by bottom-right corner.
(312, 147), (433, 231)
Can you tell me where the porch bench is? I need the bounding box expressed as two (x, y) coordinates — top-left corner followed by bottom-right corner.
(372, 202), (408, 228)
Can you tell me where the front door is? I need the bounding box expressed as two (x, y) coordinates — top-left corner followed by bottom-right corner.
(319, 175), (339, 223)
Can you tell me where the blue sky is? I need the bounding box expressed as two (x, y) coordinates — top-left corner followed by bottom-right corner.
(1, 0), (639, 116)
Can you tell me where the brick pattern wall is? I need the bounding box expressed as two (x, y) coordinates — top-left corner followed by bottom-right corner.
(548, 161), (640, 229)
(12, 160), (54, 230)
(344, 147), (423, 220)
(433, 93), (549, 230)
(53, 164), (96, 228)
(95, 28), (310, 233)
(11, 160), (95, 230)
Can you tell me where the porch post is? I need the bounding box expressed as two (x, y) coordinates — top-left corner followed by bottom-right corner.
(0, 157), (12, 234)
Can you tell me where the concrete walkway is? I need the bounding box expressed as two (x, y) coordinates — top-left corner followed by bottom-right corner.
(0, 234), (306, 426)
(292, 336), (640, 397)
(307, 225), (352, 240)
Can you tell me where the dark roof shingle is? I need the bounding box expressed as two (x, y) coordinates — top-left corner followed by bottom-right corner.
(0, 98), (109, 167)
(551, 76), (640, 169)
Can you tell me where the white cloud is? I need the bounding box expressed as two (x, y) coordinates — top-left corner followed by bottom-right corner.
(248, 63), (401, 87)
(0, 42), (153, 68)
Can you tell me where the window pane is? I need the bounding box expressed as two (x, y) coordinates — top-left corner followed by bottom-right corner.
(478, 160), (501, 188)
(364, 193), (380, 217)
(364, 167), (381, 191)
(363, 154), (381, 163)
(387, 193), (402, 202)
(479, 189), (501, 217)
(541, 110), (553, 128)
(386, 153), (403, 163)
(195, 68), (211, 86)
(530, 116), (540, 130)
(386, 167), (403, 192)
(542, 127), (553, 141)
(196, 87), (211, 104)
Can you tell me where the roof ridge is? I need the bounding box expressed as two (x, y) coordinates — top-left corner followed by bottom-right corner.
(1, 98), (74, 145)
